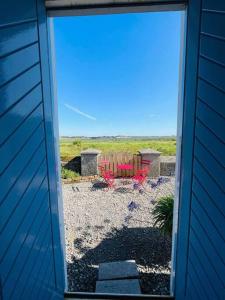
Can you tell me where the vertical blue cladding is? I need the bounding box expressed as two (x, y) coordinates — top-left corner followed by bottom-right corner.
(175, 0), (225, 299)
(0, 0), (65, 299)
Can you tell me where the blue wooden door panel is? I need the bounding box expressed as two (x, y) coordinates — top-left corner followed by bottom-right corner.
(188, 275), (204, 300)
(199, 57), (225, 91)
(11, 232), (53, 299)
(198, 79), (225, 119)
(0, 43), (39, 86)
(0, 0), (65, 298)
(0, 64), (41, 115)
(197, 100), (225, 143)
(189, 226), (225, 297)
(1, 171), (47, 261)
(0, 134), (45, 206)
(0, 84), (42, 149)
(191, 197), (225, 270)
(187, 263), (210, 300)
(0, 21), (38, 58)
(193, 159), (225, 215)
(6, 228), (51, 297)
(3, 217), (50, 299)
(192, 179), (225, 238)
(188, 244), (218, 299)
(175, 1), (225, 299)
(200, 35), (225, 66)
(195, 120), (225, 167)
(0, 1), (37, 27)
(19, 234), (54, 299)
(202, 0), (225, 11)
(0, 109), (43, 174)
(194, 139), (225, 193)
(201, 11), (225, 39)
(0, 142), (46, 231)
(1, 194), (50, 284)
(36, 256), (55, 299)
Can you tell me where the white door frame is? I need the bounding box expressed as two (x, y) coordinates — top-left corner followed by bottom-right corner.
(47, 2), (187, 294)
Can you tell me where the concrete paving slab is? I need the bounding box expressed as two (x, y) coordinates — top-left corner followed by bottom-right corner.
(98, 260), (139, 280)
(96, 279), (141, 294)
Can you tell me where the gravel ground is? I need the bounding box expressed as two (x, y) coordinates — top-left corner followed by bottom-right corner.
(63, 177), (175, 295)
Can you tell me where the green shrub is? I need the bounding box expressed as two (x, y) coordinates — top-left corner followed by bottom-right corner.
(72, 140), (82, 147)
(152, 195), (174, 236)
(61, 167), (80, 180)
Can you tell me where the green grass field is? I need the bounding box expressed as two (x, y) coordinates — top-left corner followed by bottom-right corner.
(60, 138), (176, 161)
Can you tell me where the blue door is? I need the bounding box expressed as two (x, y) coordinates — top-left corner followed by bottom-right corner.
(175, 0), (225, 299)
(0, 0), (65, 299)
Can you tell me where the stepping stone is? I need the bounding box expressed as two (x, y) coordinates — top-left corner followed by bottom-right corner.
(98, 260), (139, 281)
(96, 279), (141, 294)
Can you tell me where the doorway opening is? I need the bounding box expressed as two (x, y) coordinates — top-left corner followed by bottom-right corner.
(51, 8), (185, 296)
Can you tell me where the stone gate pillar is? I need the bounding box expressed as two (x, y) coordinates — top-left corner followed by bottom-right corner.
(81, 149), (101, 176)
(139, 148), (161, 178)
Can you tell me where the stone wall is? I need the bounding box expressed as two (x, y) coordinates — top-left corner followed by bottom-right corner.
(62, 150), (176, 177)
(160, 156), (176, 176)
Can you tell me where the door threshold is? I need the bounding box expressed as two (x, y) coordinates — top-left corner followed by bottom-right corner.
(64, 292), (174, 299)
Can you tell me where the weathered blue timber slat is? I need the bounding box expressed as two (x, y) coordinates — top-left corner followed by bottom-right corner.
(0, 43), (39, 86)
(197, 79), (225, 119)
(0, 146), (46, 233)
(0, 1), (37, 27)
(35, 253), (55, 300)
(1, 171), (47, 261)
(6, 218), (51, 299)
(195, 120), (225, 167)
(188, 245), (218, 300)
(197, 100), (225, 143)
(187, 262), (210, 300)
(202, 0), (225, 11)
(189, 225), (225, 296)
(0, 117), (43, 175)
(198, 56), (225, 92)
(0, 133), (45, 206)
(2, 201), (50, 291)
(192, 178), (225, 239)
(201, 10), (225, 39)
(0, 86), (43, 145)
(191, 197), (225, 269)
(0, 21), (38, 58)
(194, 138), (225, 193)
(193, 158), (225, 215)
(11, 231), (52, 299)
(189, 238), (220, 298)
(200, 34), (225, 66)
(0, 64), (41, 115)
(20, 236), (53, 299)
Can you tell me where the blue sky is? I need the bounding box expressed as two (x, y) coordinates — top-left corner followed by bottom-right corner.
(54, 11), (182, 137)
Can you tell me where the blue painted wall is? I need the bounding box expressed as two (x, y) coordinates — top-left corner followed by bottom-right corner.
(175, 0), (225, 299)
(0, 0), (65, 299)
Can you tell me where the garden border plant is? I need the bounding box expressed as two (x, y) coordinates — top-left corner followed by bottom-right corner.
(152, 195), (174, 236)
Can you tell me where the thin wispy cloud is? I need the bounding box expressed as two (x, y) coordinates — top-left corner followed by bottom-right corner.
(64, 103), (97, 121)
(149, 114), (159, 118)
